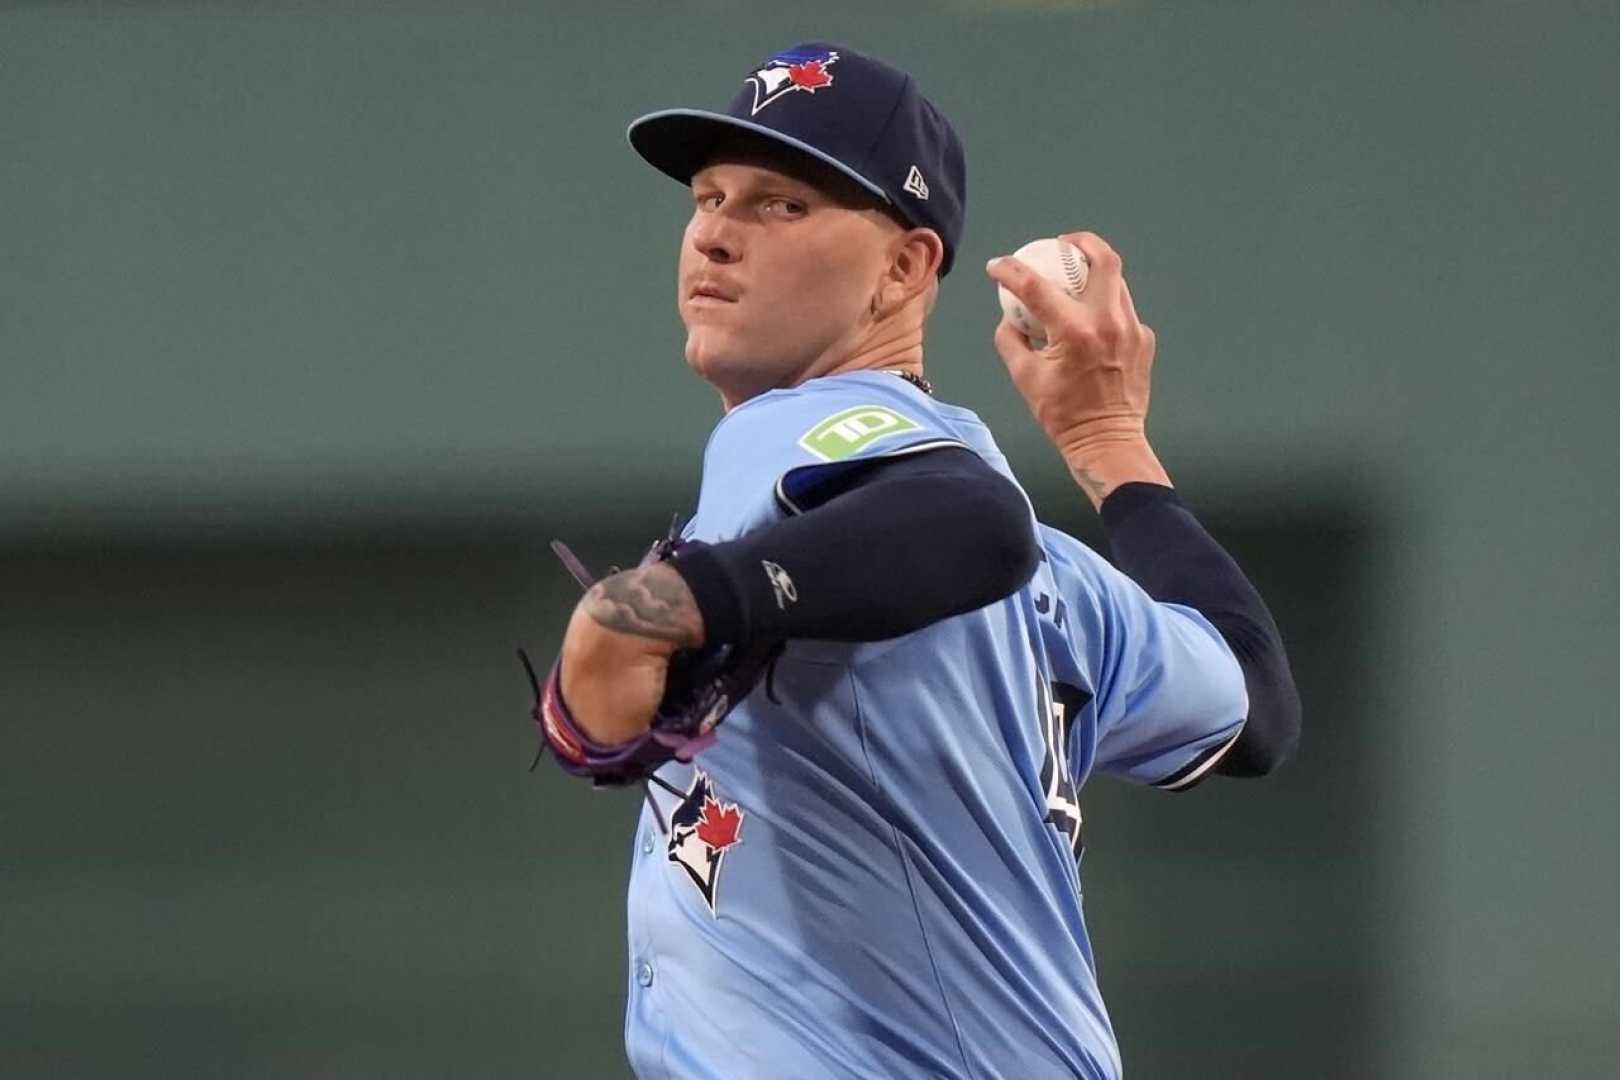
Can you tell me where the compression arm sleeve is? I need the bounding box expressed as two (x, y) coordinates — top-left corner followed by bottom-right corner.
(1099, 482), (1302, 777)
(669, 448), (1040, 645)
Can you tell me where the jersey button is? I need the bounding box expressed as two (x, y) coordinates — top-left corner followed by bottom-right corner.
(641, 831), (655, 855)
(636, 961), (655, 987)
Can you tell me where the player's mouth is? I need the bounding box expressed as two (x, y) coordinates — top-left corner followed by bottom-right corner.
(687, 281), (740, 305)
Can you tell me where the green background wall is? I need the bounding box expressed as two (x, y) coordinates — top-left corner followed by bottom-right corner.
(5, 3), (1616, 1076)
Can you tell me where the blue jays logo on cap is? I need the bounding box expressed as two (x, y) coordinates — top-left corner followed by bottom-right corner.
(747, 48), (840, 115)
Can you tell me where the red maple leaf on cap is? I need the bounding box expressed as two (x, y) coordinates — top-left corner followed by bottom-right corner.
(786, 61), (833, 90)
(696, 797), (743, 850)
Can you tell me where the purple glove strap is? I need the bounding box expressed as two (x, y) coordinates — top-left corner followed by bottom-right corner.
(538, 658), (717, 785)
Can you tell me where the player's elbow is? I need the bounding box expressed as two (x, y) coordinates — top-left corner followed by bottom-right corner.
(1217, 659), (1302, 778)
(1267, 686), (1303, 773)
(970, 473), (1042, 602)
(1226, 710), (1300, 777)
(917, 471), (1039, 620)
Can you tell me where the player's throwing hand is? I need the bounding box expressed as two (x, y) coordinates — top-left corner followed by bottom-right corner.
(986, 233), (1167, 491)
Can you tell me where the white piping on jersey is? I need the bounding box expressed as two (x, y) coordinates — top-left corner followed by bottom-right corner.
(1155, 726), (1244, 791)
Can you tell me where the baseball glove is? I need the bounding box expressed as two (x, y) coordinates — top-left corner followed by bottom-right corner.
(519, 516), (782, 810)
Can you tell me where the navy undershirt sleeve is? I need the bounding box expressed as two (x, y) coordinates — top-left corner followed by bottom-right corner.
(670, 448), (1039, 645)
(1099, 482), (1302, 777)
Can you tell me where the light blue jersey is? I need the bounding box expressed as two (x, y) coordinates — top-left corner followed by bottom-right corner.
(624, 371), (1246, 1079)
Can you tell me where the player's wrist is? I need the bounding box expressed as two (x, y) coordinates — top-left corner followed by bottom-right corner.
(1058, 434), (1171, 511)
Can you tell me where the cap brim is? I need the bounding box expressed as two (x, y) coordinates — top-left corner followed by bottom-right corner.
(626, 108), (891, 207)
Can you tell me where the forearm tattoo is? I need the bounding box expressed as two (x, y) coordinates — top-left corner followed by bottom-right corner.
(583, 565), (702, 647)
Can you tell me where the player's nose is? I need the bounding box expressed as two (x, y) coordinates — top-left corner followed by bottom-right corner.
(687, 212), (740, 265)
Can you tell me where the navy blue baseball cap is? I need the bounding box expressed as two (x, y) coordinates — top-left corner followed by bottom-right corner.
(627, 42), (967, 275)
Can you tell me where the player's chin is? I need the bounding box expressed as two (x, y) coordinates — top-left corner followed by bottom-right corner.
(683, 328), (749, 382)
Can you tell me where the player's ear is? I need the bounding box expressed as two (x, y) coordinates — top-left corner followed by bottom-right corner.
(874, 228), (944, 320)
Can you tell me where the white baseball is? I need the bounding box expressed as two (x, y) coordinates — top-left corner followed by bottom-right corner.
(996, 237), (1089, 350)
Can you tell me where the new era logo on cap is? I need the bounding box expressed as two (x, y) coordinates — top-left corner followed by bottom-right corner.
(903, 165), (929, 200)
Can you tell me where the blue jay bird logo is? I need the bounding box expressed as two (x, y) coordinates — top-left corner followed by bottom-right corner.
(746, 49), (840, 115)
(667, 770), (745, 914)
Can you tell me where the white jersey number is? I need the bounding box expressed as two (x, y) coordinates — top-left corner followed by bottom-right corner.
(1037, 675), (1084, 858)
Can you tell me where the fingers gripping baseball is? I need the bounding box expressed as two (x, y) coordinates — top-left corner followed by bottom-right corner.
(986, 232), (1157, 459)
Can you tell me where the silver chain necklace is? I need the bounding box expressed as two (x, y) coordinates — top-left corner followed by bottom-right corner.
(886, 369), (934, 396)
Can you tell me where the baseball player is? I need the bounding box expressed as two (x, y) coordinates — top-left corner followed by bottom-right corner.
(534, 42), (1301, 1079)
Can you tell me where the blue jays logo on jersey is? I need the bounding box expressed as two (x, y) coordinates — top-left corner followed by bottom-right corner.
(746, 48), (839, 116)
(667, 770), (745, 914)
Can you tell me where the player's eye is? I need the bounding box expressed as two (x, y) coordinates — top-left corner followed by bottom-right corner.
(695, 192), (723, 211)
(763, 197), (807, 218)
